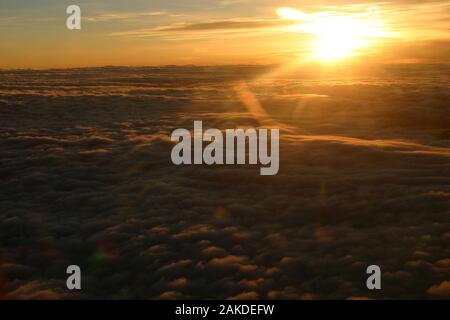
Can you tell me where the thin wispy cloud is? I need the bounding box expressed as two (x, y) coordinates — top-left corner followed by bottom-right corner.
(86, 11), (169, 23)
(110, 18), (293, 39)
(107, 2), (449, 44)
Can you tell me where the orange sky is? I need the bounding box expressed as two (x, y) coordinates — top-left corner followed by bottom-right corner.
(0, 0), (449, 68)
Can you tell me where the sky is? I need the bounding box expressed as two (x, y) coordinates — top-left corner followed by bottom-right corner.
(0, 0), (449, 68)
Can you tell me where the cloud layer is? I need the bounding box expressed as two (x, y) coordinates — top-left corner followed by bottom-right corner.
(0, 64), (449, 299)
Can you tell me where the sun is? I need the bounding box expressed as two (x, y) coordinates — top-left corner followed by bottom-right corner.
(277, 7), (385, 61)
(309, 16), (368, 61)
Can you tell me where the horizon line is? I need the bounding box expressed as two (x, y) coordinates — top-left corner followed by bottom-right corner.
(1, 62), (450, 72)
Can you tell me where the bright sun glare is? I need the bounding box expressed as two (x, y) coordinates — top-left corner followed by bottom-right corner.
(277, 7), (385, 61)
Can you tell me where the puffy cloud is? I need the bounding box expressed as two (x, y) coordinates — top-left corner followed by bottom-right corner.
(427, 281), (450, 298)
(227, 291), (259, 300)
